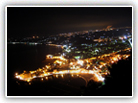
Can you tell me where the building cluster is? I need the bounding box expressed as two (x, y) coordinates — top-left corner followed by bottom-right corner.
(8, 27), (132, 46)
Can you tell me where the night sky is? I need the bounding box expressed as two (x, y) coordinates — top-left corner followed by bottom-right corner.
(7, 7), (132, 37)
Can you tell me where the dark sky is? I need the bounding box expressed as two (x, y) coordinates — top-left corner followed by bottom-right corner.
(7, 7), (132, 37)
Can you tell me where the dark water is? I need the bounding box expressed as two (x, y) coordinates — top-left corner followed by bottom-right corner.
(7, 44), (86, 96)
(7, 44), (63, 72)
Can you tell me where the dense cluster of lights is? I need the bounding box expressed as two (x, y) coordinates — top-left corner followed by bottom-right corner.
(15, 48), (131, 85)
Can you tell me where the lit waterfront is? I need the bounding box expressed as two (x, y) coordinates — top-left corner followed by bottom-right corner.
(15, 48), (131, 85)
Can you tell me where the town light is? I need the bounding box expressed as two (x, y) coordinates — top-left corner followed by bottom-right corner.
(14, 48), (130, 84)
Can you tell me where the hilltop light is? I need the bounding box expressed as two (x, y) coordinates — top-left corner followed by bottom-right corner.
(77, 60), (84, 66)
(15, 72), (18, 76)
(66, 49), (71, 53)
(46, 77), (48, 80)
(46, 54), (53, 59)
(70, 62), (73, 65)
(124, 35), (127, 39)
(56, 75), (58, 78)
(61, 74), (64, 78)
(62, 53), (65, 56)
(27, 79), (31, 82)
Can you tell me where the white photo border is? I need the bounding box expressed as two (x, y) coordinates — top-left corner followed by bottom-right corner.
(5, 5), (133, 98)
